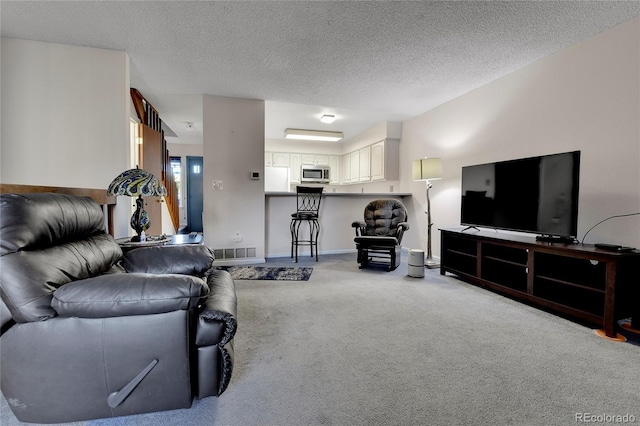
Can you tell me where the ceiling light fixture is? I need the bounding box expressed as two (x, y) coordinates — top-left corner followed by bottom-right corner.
(285, 128), (343, 142)
(320, 114), (336, 124)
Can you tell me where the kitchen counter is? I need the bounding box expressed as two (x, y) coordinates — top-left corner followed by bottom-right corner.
(265, 191), (413, 257)
(266, 191), (411, 197)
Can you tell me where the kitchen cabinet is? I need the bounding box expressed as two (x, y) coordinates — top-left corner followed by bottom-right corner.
(342, 154), (351, 183)
(371, 139), (399, 181)
(349, 151), (360, 183)
(265, 152), (289, 167)
(290, 154), (301, 183)
(266, 140), (397, 186)
(329, 155), (341, 184)
(301, 154), (329, 165)
(339, 139), (399, 184)
(359, 146), (371, 182)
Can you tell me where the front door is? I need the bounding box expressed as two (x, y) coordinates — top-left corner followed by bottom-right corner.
(186, 156), (204, 232)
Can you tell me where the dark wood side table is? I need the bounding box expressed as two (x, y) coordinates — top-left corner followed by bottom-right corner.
(116, 234), (203, 251)
(167, 234), (204, 245)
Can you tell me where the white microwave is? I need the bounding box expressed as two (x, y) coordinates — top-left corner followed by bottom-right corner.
(301, 164), (330, 183)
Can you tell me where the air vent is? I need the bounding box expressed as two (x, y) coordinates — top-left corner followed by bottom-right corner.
(213, 248), (257, 259)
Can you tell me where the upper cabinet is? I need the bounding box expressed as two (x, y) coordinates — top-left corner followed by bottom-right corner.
(328, 155), (341, 184)
(290, 153), (302, 183)
(342, 153), (351, 184)
(265, 138), (398, 186)
(267, 151), (338, 183)
(301, 153), (330, 165)
(359, 146), (371, 182)
(265, 152), (290, 167)
(370, 139), (399, 181)
(341, 138), (399, 184)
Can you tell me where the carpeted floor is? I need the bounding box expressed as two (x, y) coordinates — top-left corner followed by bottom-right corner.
(2, 253), (639, 426)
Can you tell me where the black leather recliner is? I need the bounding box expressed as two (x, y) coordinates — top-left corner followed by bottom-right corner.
(352, 199), (410, 271)
(0, 193), (237, 424)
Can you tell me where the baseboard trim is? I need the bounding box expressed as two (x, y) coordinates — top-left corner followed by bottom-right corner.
(266, 248), (357, 259)
(213, 258), (267, 266)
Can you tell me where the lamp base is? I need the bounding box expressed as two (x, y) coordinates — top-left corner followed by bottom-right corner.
(425, 258), (440, 269)
(130, 196), (150, 242)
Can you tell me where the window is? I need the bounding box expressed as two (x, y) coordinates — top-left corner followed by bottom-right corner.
(170, 157), (182, 207)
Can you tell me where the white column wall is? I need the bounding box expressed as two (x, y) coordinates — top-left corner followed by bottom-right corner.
(1, 38), (131, 237)
(203, 96), (266, 261)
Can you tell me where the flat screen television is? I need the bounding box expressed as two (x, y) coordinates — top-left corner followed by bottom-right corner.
(461, 151), (580, 240)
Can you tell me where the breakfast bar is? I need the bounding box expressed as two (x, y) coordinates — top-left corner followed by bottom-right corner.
(265, 191), (411, 258)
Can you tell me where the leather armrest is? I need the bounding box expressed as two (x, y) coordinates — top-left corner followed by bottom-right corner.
(51, 273), (208, 318)
(122, 245), (214, 276)
(196, 270), (237, 347)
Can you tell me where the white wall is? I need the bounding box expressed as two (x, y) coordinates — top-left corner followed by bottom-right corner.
(203, 95), (266, 262)
(1, 38), (131, 237)
(400, 17), (640, 253)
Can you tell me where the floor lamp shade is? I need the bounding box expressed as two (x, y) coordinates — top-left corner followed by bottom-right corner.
(412, 158), (442, 181)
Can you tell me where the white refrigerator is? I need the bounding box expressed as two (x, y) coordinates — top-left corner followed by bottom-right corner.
(264, 167), (290, 192)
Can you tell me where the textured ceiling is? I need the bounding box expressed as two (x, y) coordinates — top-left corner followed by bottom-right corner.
(2, 1), (639, 145)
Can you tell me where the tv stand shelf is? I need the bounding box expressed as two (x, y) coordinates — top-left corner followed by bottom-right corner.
(440, 228), (640, 338)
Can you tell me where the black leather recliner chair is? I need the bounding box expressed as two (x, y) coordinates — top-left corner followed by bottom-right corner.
(352, 199), (410, 271)
(0, 193), (237, 424)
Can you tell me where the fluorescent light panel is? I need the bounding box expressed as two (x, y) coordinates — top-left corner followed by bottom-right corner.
(285, 128), (343, 142)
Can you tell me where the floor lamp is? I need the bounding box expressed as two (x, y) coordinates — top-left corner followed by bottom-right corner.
(413, 158), (442, 268)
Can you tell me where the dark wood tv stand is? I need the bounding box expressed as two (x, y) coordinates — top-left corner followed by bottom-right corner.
(440, 228), (640, 338)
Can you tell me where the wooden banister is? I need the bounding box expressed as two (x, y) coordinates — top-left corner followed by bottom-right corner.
(131, 88), (180, 232)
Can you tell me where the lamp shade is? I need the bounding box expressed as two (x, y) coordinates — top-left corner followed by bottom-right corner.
(413, 158), (442, 181)
(107, 168), (167, 197)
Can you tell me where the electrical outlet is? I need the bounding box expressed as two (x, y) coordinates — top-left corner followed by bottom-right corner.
(212, 180), (223, 190)
(232, 232), (243, 242)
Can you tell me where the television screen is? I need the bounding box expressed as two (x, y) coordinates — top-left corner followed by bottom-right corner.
(461, 151), (580, 238)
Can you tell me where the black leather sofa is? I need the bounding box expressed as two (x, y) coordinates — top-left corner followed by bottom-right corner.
(0, 193), (237, 423)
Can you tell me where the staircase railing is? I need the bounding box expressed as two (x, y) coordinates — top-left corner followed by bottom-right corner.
(130, 88), (180, 232)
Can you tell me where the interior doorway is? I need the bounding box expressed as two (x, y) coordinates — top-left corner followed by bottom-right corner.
(186, 156), (204, 233)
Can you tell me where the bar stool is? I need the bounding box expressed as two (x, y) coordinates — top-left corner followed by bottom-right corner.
(290, 186), (323, 262)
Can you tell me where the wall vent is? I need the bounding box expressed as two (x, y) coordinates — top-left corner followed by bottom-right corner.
(214, 248), (257, 259)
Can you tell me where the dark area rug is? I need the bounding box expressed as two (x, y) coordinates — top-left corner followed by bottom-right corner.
(215, 266), (313, 281)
